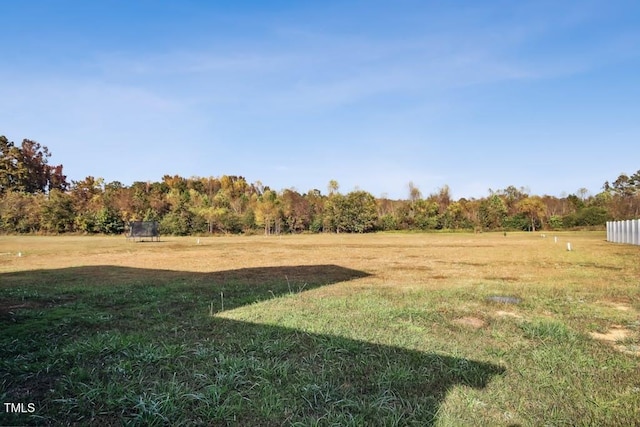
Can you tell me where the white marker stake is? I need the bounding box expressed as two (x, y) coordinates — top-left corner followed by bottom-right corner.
(567, 242), (572, 251)
(554, 236), (558, 244)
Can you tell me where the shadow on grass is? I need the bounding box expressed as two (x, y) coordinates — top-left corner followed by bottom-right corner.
(1, 265), (505, 426)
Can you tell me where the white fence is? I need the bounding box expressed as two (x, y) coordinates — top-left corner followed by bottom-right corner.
(606, 219), (640, 245)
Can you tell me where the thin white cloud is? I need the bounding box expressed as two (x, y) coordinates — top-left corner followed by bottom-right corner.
(49, 3), (635, 125)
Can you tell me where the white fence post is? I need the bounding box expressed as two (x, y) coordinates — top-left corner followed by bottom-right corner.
(624, 220), (629, 244)
(609, 221), (616, 242)
(618, 221), (623, 243)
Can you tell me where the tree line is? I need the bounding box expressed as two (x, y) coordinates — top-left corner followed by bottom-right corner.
(1, 136), (639, 235)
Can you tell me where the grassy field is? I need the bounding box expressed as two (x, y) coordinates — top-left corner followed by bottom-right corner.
(1, 232), (639, 426)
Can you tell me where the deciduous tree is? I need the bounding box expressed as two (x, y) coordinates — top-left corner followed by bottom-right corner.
(41, 189), (75, 233)
(0, 136), (67, 194)
(479, 195), (507, 230)
(516, 196), (546, 231)
(281, 189), (310, 233)
(0, 191), (43, 232)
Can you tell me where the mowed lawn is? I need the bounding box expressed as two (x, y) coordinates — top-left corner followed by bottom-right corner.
(1, 232), (638, 426)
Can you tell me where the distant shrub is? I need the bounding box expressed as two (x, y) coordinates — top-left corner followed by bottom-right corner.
(160, 209), (192, 235)
(309, 216), (323, 233)
(563, 206), (610, 227)
(548, 215), (563, 230)
(378, 214), (398, 231)
(503, 214), (530, 231)
(95, 208), (125, 234)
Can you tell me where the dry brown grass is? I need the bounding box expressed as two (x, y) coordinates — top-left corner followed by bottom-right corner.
(3, 231), (637, 344)
(2, 231), (637, 302)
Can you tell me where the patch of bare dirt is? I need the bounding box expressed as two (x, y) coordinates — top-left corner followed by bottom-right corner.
(590, 326), (639, 356)
(453, 317), (486, 329)
(590, 327), (632, 342)
(614, 344), (640, 356)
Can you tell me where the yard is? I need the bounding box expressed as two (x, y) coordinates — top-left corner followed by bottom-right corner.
(1, 232), (638, 425)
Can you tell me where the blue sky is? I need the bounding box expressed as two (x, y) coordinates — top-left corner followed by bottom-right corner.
(1, 1), (639, 199)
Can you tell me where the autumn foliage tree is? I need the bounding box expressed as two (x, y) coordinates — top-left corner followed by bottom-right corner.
(516, 196), (547, 232)
(0, 134), (635, 235)
(603, 171), (640, 219)
(0, 136), (67, 194)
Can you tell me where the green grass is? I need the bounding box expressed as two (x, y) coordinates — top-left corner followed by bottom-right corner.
(1, 232), (639, 425)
